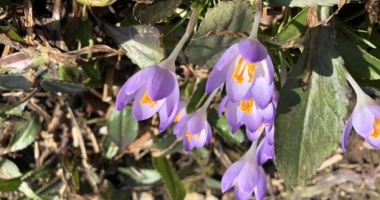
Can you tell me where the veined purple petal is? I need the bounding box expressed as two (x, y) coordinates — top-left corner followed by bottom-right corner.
(247, 125), (264, 142)
(237, 39), (268, 63)
(174, 114), (193, 133)
(183, 133), (196, 151)
(253, 167), (267, 200)
(206, 65), (229, 94)
(158, 86), (180, 132)
(251, 78), (273, 109)
(221, 160), (246, 192)
(257, 137), (274, 165)
(365, 136), (380, 148)
(235, 160), (258, 193)
(243, 111), (262, 133)
(132, 87), (165, 120)
(124, 68), (148, 95)
(226, 59), (253, 102)
(215, 44), (240, 71)
(147, 66), (176, 101)
(175, 124), (188, 137)
(206, 122), (213, 144)
(218, 96), (229, 116)
(226, 102), (243, 127)
(231, 123), (242, 134)
(265, 123), (275, 145)
(261, 55), (275, 84)
(188, 113), (207, 135)
(366, 103), (380, 120)
(234, 186), (252, 200)
(341, 115), (353, 151)
(194, 130), (207, 149)
(115, 82), (137, 111)
(259, 103), (275, 120)
(352, 106), (374, 137)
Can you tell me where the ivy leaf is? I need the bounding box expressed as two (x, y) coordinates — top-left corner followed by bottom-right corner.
(104, 25), (164, 69)
(275, 25), (348, 186)
(185, 1), (254, 69)
(133, 0), (182, 24)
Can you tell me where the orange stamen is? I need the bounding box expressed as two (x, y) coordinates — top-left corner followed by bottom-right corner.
(235, 183), (240, 188)
(239, 99), (254, 115)
(186, 131), (193, 142)
(232, 57), (255, 85)
(370, 118), (380, 138)
(140, 91), (157, 108)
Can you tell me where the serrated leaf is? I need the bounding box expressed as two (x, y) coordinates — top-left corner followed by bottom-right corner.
(41, 79), (89, 94)
(152, 157), (186, 200)
(337, 39), (380, 80)
(107, 107), (139, 149)
(10, 112), (41, 152)
(207, 109), (244, 143)
(268, 0), (340, 7)
(0, 74), (30, 91)
(275, 25), (348, 186)
(271, 8), (307, 47)
(185, 1), (254, 69)
(104, 25), (164, 69)
(186, 79), (208, 113)
(133, 0), (182, 24)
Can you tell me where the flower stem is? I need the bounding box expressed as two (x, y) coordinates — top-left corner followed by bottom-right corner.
(163, 7), (198, 71)
(248, 0), (262, 40)
(344, 69), (366, 97)
(201, 84), (223, 110)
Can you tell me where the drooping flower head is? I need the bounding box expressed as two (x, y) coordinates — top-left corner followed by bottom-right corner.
(174, 108), (212, 151)
(115, 9), (198, 132)
(342, 72), (380, 149)
(221, 141), (267, 200)
(206, 8), (274, 104)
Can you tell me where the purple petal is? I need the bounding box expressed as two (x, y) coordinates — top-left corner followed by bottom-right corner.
(366, 103), (380, 120)
(174, 114), (192, 133)
(188, 113), (207, 134)
(221, 160), (246, 192)
(215, 44), (240, 70)
(183, 133), (196, 151)
(243, 111), (262, 133)
(115, 82), (137, 111)
(352, 106), (374, 137)
(206, 65), (229, 94)
(365, 136), (380, 148)
(124, 68), (148, 95)
(206, 122), (213, 144)
(253, 167), (267, 200)
(147, 66), (176, 101)
(259, 103), (275, 120)
(260, 55), (275, 84)
(226, 102), (243, 127)
(341, 115), (353, 151)
(251, 78), (273, 109)
(237, 39), (268, 63)
(132, 87), (165, 120)
(158, 86), (180, 132)
(218, 96), (229, 116)
(247, 125), (264, 142)
(257, 137), (274, 165)
(234, 186), (252, 200)
(231, 123), (242, 134)
(226, 59), (253, 102)
(175, 124), (188, 137)
(194, 130), (207, 149)
(265, 123), (275, 145)
(235, 160), (258, 193)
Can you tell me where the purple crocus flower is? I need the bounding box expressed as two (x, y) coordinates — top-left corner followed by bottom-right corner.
(256, 136), (274, 165)
(341, 73), (380, 149)
(221, 141), (267, 200)
(206, 39), (274, 105)
(174, 108), (212, 151)
(116, 65), (179, 132)
(219, 93), (275, 135)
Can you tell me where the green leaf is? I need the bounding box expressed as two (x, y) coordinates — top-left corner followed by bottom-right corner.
(41, 79), (89, 94)
(268, 0), (341, 7)
(0, 178), (22, 192)
(107, 107), (139, 149)
(186, 79), (208, 113)
(104, 25), (164, 69)
(207, 109), (244, 143)
(152, 157), (186, 200)
(0, 25), (26, 43)
(185, 1), (254, 69)
(133, 0), (182, 24)
(275, 25), (348, 186)
(10, 112), (41, 152)
(271, 8), (307, 48)
(75, 0), (116, 7)
(0, 74), (30, 91)
(118, 167), (162, 184)
(337, 39), (380, 80)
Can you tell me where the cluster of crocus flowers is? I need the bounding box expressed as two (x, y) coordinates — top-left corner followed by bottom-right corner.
(341, 72), (380, 150)
(115, 9), (198, 132)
